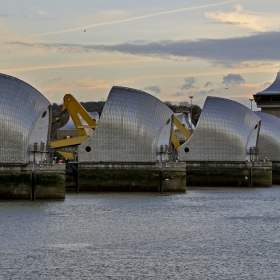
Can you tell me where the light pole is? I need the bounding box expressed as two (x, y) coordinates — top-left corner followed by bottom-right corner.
(249, 98), (253, 110)
(189, 96), (194, 124)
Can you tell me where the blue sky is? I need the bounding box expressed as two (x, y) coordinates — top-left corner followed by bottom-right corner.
(1, 0), (280, 110)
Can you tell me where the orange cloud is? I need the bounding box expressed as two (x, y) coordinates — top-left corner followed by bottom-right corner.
(205, 4), (280, 32)
(40, 83), (73, 93)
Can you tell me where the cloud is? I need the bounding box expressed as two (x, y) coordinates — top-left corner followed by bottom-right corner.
(181, 77), (196, 90)
(260, 81), (272, 88)
(43, 77), (62, 85)
(77, 78), (111, 90)
(172, 92), (185, 97)
(36, 0), (239, 36)
(1, 6), (56, 21)
(144, 85), (161, 94)
(96, 9), (127, 18)
(1, 56), (160, 73)
(222, 73), (245, 86)
(198, 89), (216, 95)
(30, 6), (49, 16)
(10, 31), (280, 66)
(40, 83), (73, 93)
(205, 4), (280, 32)
(204, 81), (213, 87)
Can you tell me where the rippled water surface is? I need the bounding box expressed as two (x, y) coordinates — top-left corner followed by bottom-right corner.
(1, 187), (280, 279)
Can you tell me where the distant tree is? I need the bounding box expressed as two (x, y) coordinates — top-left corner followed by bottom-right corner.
(80, 101), (105, 114)
(51, 103), (63, 118)
(164, 100), (201, 124)
(165, 101), (179, 112)
(165, 101), (173, 107)
(178, 101), (189, 108)
(51, 100), (105, 120)
(191, 105), (202, 125)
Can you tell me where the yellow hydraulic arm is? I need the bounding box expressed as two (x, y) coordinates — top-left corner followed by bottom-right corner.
(52, 113), (66, 123)
(50, 94), (98, 158)
(172, 115), (192, 151)
(171, 130), (181, 152)
(50, 135), (89, 148)
(61, 94), (98, 136)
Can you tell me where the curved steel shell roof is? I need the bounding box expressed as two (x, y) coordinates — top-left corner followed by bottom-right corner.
(178, 96), (261, 161)
(255, 112), (280, 161)
(0, 74), (50, 164)
(78, 86), (173, 162)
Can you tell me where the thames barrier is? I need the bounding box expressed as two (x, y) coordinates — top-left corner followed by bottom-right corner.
(2, 72), (280, 199)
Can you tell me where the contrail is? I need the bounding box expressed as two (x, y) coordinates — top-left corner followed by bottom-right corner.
(36, 0), (240, 36)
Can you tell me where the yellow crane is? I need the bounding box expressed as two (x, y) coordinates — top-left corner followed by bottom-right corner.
(171, 115), (192, 152)
(50, 94), (98, 160)
(61, 94), (97, 136)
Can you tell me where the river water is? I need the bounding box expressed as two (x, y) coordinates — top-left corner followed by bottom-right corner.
(1, 187), (280, 279)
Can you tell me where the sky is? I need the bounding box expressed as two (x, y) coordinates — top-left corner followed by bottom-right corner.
(1, 0), (280, 110)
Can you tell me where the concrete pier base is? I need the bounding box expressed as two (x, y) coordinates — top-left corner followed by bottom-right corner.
(0, 164), (65, 199)
(78, 162), (186, 192)
(272, 162), (280, 184)
(185, 161), (272, 187)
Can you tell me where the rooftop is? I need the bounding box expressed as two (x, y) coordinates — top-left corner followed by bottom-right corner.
(256, 72), (280, 95)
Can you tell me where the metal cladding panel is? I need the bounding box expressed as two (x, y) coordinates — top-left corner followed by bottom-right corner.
(178, 96), (261, 161)
(78, 86), (173, 162)
(255, 112), (280, 161)
(0, 74), (50, 164)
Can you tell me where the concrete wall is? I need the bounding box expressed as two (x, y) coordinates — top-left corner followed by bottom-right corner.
(185, 161), (272, 187)
(0, 164), (65, 199)
(0, 167), (31, 199)
(272, 162), (280, 184)
(78, 162), (186, 192)
(261, 108), (280, 118)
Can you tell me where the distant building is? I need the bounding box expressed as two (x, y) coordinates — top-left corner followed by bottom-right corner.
(254, 71), (280, 118)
